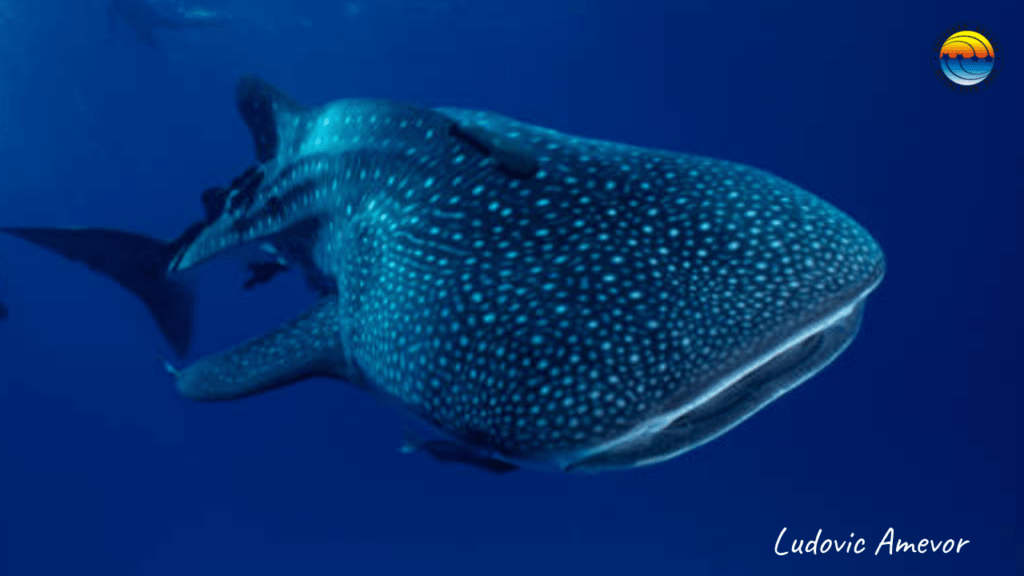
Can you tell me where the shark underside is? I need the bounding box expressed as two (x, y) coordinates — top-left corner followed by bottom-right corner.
(2, 77), (885, 473)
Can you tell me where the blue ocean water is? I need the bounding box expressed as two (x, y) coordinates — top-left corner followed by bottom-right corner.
(0, 1), (1019, 574)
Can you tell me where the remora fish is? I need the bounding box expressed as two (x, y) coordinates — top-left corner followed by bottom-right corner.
(4, 77), (884, 473)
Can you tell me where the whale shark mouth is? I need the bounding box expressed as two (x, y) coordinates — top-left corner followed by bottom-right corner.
(652, 300), (864, 456)
(565, 270), (883, 473)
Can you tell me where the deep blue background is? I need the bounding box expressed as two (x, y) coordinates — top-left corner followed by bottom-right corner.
(0, 1), (1020, 574)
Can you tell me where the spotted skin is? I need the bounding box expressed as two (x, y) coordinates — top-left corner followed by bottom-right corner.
(173, 78), (884, 472)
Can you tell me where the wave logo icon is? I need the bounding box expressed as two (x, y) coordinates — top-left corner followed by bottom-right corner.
(933, 23), (1001, 93)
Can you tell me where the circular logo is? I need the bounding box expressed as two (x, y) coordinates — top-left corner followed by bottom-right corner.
(932, 23), (1001, 92)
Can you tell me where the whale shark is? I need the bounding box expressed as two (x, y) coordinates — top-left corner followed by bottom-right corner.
(109, 0), (228, 46)
(2, 77), (884, 473)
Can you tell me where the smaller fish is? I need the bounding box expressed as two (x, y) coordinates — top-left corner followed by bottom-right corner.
(243, 259), (289, 291)
(401, 432), (519, 475)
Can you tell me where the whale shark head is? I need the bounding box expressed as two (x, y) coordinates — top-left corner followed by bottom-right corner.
(99, 77), (887, 472)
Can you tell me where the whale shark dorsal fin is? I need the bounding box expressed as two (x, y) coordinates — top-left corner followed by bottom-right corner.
(236, 76), (307, 162)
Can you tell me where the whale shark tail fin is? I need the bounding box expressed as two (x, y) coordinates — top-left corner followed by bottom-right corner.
(1, 227), (194, 358)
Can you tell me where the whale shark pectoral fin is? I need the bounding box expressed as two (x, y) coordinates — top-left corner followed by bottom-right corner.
(444, 117), (540, 180)
(235, 76), (307, 162)
(174, 297), (344, 401)
(1, 226), (193, 357)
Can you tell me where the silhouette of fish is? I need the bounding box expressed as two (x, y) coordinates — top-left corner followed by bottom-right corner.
(108, 0), (227, 46)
